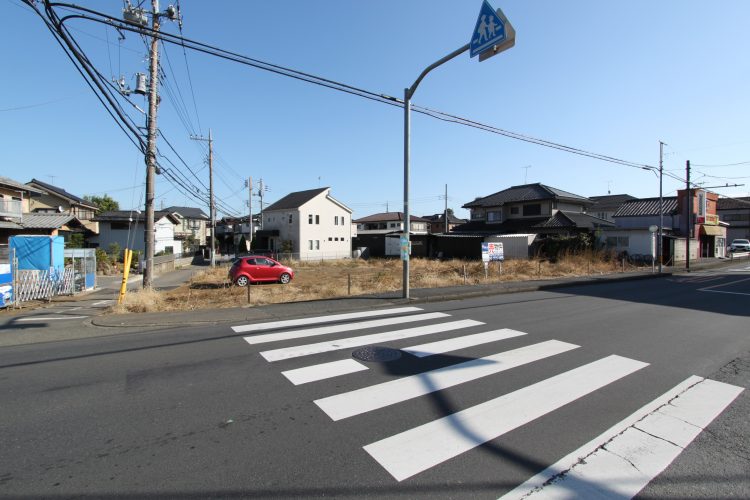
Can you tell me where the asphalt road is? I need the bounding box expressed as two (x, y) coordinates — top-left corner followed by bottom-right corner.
(0, 266), (748, 499)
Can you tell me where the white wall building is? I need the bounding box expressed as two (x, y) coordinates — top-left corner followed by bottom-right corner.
(256, 188), (352, 261)
(91, 210), (181, 256)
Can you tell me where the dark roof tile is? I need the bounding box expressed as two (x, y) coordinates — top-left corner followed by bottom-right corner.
(613, 197), (678, 217)
(463, 183), (590, 209)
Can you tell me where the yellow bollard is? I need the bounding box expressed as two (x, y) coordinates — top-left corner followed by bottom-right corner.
(117, 249), (133, 304)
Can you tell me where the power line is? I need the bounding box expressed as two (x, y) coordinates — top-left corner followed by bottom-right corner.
(47, 2), (663, 176)
(34, 1), (708, 206)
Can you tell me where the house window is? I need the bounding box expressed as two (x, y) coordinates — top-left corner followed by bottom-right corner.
(334, 216), (339, 225)
(510, 206), (519, 215)
(308, 214), (313, 224)
(523, 203), (542, 216)
(329, 237), (333, 241)
(605, 236), (630, 248)
(315, 240), (320, 250)
(341, 216), (346, 225)
(288, 214), (293, 223)
(308, 240), (313, 250)
(315, 215), (320, 224)
(487, 211), (502, 223)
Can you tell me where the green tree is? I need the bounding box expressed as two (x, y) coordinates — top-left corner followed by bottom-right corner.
(107, 242), (122, 262)
(67, 233), (84, 248)
(84, 194), (119, 214)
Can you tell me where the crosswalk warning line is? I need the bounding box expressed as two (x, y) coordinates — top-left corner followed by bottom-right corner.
(231, 306), (424, 333)
(260, 319), (484, 362)
(316, 340), (578, 421)
(244, 312), (450, 345)
(500, 376), (744, 499)
(363, 355), (648, 482)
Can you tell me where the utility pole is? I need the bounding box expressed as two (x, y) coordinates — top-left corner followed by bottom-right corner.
(258, 178), (268, 230)
(143, 0), (161, 288)
(444, 184), (449, 233)
(686, 160), (691, 272)
(247, 176), (253, 250)
(658, 141), (665, 273)
(191, 129), (215, 267)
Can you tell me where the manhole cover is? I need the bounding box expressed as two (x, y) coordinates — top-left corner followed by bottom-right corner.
(351, 346), (402, 363)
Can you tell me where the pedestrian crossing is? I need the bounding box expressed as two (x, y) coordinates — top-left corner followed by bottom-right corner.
(233, 307), (744, 496)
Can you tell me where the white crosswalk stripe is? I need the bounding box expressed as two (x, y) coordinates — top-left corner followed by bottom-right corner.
(231, 306), (424, 333)
(402, 328), (527, 358)
(282, 359), (369, 385)
(315, 340), (578, 421)
(238, 309), (741, 492)
(364, 355), (649, 482)
(259, 319), (484, 362)
(244, 312), (449, 345)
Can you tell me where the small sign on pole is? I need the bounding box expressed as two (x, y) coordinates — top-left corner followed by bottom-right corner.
(400, 234), (410, 261)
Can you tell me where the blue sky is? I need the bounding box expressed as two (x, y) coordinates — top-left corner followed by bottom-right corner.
(3, 0), (749, 219)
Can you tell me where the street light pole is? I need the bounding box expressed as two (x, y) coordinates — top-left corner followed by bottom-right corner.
(402, 43), (470, 299)
(658, 141), (665, 273)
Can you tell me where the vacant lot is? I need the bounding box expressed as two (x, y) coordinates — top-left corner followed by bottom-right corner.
(114, 254), (632, 313)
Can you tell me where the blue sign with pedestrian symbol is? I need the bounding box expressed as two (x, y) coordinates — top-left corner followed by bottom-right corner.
(470, 0), (507, 58)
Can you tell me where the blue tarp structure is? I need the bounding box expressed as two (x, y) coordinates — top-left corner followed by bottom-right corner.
(0, 246), (11, 307)
(9, 236), (65, 273)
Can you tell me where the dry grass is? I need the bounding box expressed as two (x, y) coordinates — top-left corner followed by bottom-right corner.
(111, 252), (634, 314)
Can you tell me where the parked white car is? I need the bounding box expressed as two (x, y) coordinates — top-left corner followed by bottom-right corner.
(729, 239), (750, 252)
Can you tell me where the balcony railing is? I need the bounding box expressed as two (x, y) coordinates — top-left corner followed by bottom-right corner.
(0, 199), (22, 219)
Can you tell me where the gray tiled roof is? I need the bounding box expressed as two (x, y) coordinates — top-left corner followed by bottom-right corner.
(588, 194), (637, 211)
(165, 206), (209, 219)
(717, 197), (750, 210)
(463, 183), (590, 209)
(94, 210), (178, 223)
(613, 197), (678, 217)
(546, 211), (615, 229)
(422, 213), (467, 224)
(354, 212), (431, 223)
(0, 176), (45, 194)
(20, 213), (75, 229)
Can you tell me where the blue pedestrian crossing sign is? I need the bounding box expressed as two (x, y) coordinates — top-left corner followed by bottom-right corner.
(470, 0), (515, 60)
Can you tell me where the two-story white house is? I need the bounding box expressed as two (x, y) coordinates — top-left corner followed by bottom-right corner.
(255, 187), (352, 261)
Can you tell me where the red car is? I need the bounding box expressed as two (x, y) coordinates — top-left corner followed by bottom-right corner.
(229, 256), (294, 286)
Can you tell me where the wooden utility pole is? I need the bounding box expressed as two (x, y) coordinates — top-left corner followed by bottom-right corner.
(191, 130), (215, 267)
(143, 0), (161, 288)
(247, 176), (253, 249)
(258, 178), (265, 229)
(444, 184), (448, 233)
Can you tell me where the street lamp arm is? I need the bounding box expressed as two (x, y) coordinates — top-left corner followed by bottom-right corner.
(407, 43), (470, 99)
